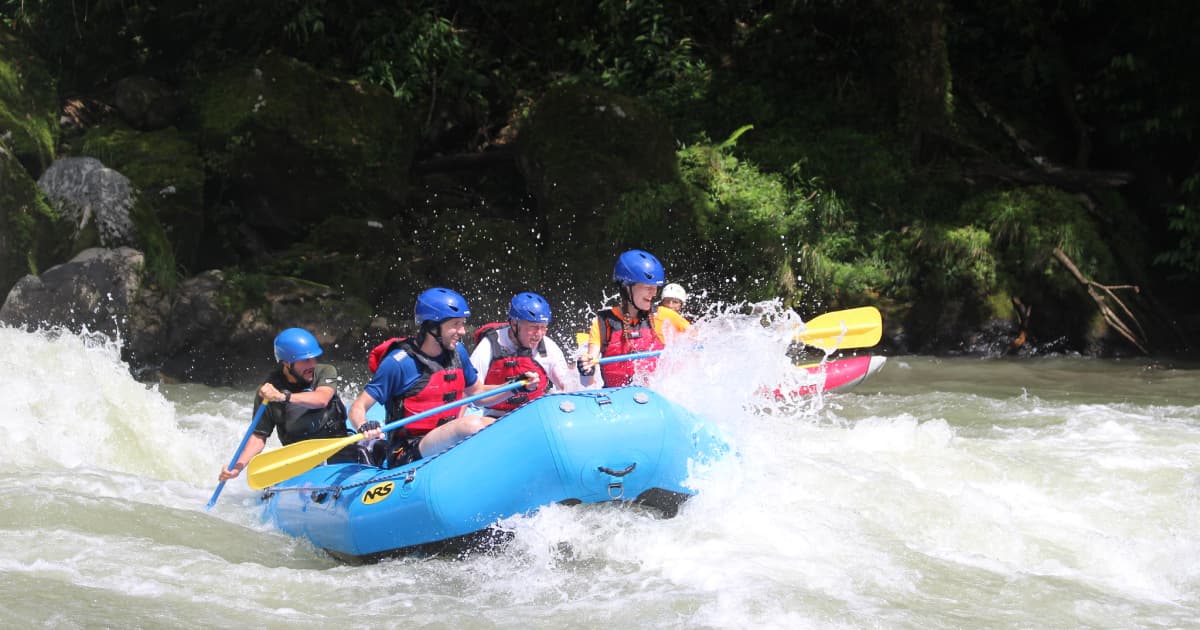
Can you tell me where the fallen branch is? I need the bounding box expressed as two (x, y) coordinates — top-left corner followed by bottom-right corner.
(968, 95), (1132, 191)
(1051, 247), (1148, 353)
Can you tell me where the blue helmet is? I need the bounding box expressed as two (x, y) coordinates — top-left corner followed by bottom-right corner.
(414, 287), (471, 325)
(274, 328), (323, 362)
(613, 249), (665, 286)
(508, 292), (552, 324)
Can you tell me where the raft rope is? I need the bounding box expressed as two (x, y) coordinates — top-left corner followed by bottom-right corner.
(260, 389), (631, 500)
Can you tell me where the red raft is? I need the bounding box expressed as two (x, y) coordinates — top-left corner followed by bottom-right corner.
(772, 355), (887, 399)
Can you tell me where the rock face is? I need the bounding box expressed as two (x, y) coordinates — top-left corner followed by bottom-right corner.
(37, 157), (137, 249)
(0, 247), (379, 384)
(0, 247), (144, 340)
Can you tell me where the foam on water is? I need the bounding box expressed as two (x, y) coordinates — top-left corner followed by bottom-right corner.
(3, 311), (1200, 627)
(3, 326), (209, 480)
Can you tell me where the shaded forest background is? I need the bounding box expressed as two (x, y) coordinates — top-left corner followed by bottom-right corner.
(3, 0), (1200, 381)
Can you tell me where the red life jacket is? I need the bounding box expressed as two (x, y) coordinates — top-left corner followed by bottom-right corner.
(474, 322), (549, 412)
(597, 306), (664, 387)
(367, 337), (466, 435)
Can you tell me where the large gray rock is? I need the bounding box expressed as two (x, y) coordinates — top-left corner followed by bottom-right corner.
(0, 247), (144, 340)
(37, 157), (136, 249)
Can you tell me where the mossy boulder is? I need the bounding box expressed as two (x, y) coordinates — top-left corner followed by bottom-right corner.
(78, 123), (203, 278)
(0, 146), (68, 294)
(190, 51), (417, 241)
(0, 28), (57, 176)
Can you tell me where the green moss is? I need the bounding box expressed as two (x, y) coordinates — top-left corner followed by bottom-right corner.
(190, 52), (415, 213)
(80, 124), (204, 195)
(0, 147), (67, 291)
(217, 270), (271, 317)
(984, 291), (1016, 320)
(76, 123), (207, 283)
(0, 29), (57, 173)
(127, 196), (178, 290)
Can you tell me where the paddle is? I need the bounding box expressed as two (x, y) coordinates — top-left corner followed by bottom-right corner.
(598, 350), (662, 365)
(245, 380), (528, 490)
(206, 402), (268, 510)
(795, 306), (882, 351)
(583, 306), (883, 367)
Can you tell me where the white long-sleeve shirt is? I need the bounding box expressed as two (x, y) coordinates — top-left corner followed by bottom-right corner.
(469, 326), (583, 415)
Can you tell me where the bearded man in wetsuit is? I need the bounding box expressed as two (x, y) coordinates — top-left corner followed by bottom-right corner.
(217, 328), (355, 482)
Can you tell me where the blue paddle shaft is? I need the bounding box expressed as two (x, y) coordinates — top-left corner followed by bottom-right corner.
(376, 379), (528, 435)
(597, 350), (662, 365)
(206, 402), (268, 510)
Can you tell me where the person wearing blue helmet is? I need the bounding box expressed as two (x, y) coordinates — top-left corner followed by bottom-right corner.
(469, 292), (581, 417)
(349, 288), (540, 466)
(218, 328), (355, 482)
(580, 249), (691, 387)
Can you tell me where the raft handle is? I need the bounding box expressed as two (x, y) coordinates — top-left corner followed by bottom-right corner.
(598, 463), (636, 477)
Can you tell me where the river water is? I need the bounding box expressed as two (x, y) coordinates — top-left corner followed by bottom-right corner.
(3, 314), (1198, 629)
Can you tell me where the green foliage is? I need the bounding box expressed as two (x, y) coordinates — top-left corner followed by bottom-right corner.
(978, 185), (1117, 284)
(0, 28), (57, 171)
(1155, 174), (1200, 275)
(910, 223), (997, 297)
(5, 0), (1198, 351)
(333, 7), (486, 114)
(559, 0), (711, 115)
(679, 135), (805, 299)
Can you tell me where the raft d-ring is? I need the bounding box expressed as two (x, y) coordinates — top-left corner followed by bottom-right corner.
(608, 482), (625, 500)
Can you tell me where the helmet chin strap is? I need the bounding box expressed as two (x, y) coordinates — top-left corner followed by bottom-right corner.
(617, 284), (650, 320)
(507, 320), (523, 348)
(420, 320), (446, 350)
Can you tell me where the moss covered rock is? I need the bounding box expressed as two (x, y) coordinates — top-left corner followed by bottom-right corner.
(0, 28), (57, 176)
(190, 51), (416, 240)
(0, 146), (68, 294)
(78, 123), (203, 279)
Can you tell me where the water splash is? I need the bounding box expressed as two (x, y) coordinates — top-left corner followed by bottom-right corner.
(3, 325), (208, 480)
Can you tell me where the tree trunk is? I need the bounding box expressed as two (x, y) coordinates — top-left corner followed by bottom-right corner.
(889, 0), (952, 164)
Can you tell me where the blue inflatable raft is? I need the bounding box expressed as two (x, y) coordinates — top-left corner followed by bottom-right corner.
(259, 386), (727, 561)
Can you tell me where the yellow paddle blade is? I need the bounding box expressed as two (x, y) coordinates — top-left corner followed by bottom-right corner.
(246, 433), (366, 490)
(797, 306), (883, 351)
